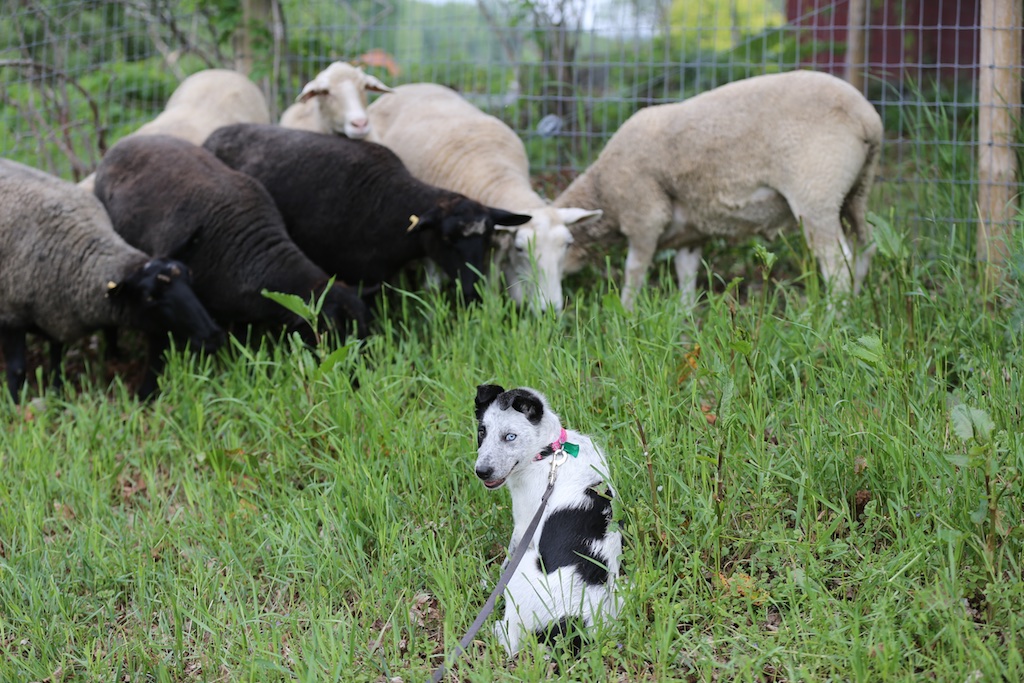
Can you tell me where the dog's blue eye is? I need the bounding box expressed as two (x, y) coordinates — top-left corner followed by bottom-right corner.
(504, 433), (517, 442)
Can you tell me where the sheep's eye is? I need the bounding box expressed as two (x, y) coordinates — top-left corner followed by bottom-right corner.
(504, 433), (517, 442)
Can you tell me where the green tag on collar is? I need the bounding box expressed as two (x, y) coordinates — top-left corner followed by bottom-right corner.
(563, 442), (579, 457)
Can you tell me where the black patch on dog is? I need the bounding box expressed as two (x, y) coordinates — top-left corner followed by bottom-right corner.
(477, 423), (487, 447)
(534, 616), (584, 657)
(500, 388), (544, 425)
(537, 485), (614, 586)
(475, 384), (504, 420)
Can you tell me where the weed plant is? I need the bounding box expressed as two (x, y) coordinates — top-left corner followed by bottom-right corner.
(1, 219), (1022, 681)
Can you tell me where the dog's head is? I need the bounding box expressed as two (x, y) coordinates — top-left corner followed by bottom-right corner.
(474, 384), (562, 490)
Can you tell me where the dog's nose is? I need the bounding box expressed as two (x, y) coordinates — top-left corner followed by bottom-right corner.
(475, 466), (494, 481)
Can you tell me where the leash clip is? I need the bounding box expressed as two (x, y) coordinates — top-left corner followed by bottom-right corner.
(548, 449), (568, 485)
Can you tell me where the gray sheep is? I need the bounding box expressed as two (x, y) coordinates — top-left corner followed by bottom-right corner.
(0, 158), (224, 403)
(202, 124), (530, 300)
(554, 69), (884, 310)
(93, 135), (369, 340)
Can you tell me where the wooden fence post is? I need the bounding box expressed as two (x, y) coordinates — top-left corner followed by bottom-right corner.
(844, 0), (868, 94)
(977, 0), (1022, 289)
(233, 0), (273, 76)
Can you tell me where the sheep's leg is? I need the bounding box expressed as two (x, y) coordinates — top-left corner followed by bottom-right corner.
(138, 333), (170, 401)
(674, 246), (702, 309)
(798, 212), (855, 294)
(1, 328), (28, 404)
(47, 339), (65, 392)
(621, 234), (659, 311)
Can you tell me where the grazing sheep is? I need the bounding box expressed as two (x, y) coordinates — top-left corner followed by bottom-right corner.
(203, 124), (530, 300)
(367, 83), (601, 312)
(93, 135), (369, 340)
(0, 159), (224, 402)
(554, 69), (884, 310)
(280, 61), (393, 139)
(474, 384), (621, 655)
(79, 68), (271, 192)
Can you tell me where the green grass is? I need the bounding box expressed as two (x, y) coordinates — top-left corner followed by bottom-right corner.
(1, 227), (1023, 682)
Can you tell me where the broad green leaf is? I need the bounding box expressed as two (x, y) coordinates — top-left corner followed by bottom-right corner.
(969, 407), (995, 442)
(969, 496), (988, 525)
(314, 344), (352, 381)
(261, 289), (313, 321)
(847, 334), (888, 371)
(950, 404), (974, 441)
(944, 453), (970, 468)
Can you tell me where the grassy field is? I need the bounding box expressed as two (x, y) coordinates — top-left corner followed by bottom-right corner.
(1, 217), (1023, 682)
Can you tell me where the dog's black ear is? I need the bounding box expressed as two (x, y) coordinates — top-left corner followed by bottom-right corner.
(475, 384), (504, 420)
(510, 391), (544, 425)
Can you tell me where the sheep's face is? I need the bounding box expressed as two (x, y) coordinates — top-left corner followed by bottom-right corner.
(297, 62), (393, 140)
(416, 199), (530, 301)
(474, 384), (559, 491)
(502, 208), (603, 313)
(111, 258), (225, 353)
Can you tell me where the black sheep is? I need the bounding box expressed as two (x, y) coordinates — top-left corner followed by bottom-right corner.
(94, 135), (369, 341)
(202, 123), (530, 299)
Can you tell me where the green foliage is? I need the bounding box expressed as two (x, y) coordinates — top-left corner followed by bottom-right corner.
(2, 198), (1023, 679)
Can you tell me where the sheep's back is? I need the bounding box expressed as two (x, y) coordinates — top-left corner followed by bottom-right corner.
(133, 70), (270, 145)
(0, 159), (146, 339)
(369, 83), (538, 209)
(95, 135), (324, 319)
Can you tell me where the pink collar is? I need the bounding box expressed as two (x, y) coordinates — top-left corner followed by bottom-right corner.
(535, 427), (568, 461)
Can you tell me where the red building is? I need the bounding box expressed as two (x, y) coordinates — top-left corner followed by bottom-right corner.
(786, 0), (982, 86)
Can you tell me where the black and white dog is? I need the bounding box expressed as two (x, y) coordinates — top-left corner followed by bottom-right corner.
(474, 384), (621, 655)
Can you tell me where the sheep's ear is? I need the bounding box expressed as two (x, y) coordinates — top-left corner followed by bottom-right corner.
(510, 392), (544, 425)
(475, 384), (504, 419)
(297, 76), (330, 103)
(488, 208), (531, 227)
(556, 207), (602, 226)
(409, 207), (442, 234)
(364, 75), (394, 94)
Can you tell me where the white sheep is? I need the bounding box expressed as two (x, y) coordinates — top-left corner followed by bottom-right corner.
(553, 69), (884, 310)
(367, 83), (601, 311)
(78, 68), (270, 192)
(279, 61), (393, 139)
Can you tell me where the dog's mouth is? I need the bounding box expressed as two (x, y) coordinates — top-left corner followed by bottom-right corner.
(482, 461), (518, 490)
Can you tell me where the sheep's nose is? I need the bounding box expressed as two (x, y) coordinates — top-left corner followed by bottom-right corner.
(475, 466), (494, 481)
(350, 116), (368, 128)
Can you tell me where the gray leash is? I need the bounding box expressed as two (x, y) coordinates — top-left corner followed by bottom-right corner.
(428, 451), (567, 683)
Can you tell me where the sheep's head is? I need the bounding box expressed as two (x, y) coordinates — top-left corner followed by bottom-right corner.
(296, 61), (393, 140)
(109, 258), (225, 353)
(498, 207), (602, 313)
(411, 198), (530, 301)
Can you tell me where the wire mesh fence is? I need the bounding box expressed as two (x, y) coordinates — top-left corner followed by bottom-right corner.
(1, 0), (1021, 240)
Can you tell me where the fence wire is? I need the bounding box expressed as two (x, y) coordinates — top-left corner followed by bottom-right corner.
(1, 0), (1021, 238)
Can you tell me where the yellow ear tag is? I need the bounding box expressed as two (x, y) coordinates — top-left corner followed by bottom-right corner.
(406, 214), (420, 232)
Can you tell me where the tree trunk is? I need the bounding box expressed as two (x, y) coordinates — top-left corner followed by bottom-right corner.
(977, 0), (1022, 289)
